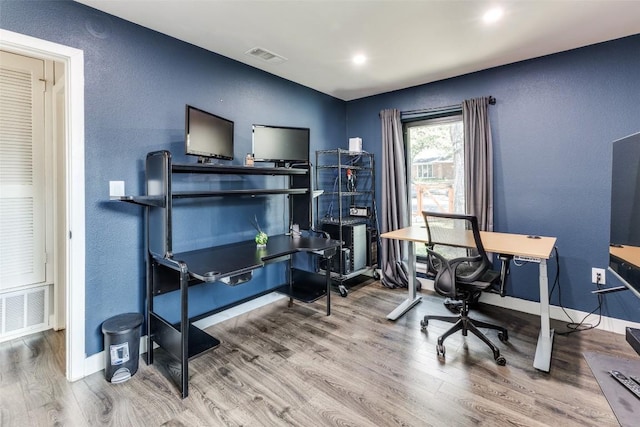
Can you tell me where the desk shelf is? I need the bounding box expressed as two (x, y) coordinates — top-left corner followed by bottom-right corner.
(119, 195), (165, 207)
(172, 163), (307, 175)
(150, 313), (221, 361)
(319, 216), (369, 226)
(173, 188), (308, 198)
(275, 268), (332, 303)
(121, 190), (307, 205)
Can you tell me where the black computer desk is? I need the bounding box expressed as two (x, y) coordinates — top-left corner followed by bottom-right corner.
(147, 233), (340, 398)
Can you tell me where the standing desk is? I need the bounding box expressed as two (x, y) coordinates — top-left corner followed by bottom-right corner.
(381, 225), (557, 372)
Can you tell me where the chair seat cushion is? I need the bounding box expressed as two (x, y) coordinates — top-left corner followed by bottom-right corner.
(460, 269), (501, 292)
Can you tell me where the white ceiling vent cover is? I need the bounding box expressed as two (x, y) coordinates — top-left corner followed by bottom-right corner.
(245, 47), (287, 64)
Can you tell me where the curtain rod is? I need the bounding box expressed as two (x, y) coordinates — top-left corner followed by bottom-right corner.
(401, 96), (496, 116)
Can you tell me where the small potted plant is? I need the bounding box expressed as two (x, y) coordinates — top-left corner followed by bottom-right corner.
(251, 215), (268, 247)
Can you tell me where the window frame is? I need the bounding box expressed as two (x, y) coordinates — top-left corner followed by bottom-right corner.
(402, 111), (464, 263)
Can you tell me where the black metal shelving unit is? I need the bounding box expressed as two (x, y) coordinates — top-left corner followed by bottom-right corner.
(315, 149), (379, 291)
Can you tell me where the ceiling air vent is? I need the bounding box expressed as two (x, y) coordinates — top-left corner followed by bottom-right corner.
(245, 47), (287, 64)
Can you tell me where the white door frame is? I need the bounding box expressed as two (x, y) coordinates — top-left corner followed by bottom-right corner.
(1, 29), (86, 381)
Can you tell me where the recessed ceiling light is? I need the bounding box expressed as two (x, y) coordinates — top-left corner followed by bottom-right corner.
(483, 7), (504, 24)
(353, 54), (367, 65)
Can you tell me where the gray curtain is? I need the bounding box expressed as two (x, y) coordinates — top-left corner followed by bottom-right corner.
(380, 109), (410, 288)
(463, 97), (494, 232)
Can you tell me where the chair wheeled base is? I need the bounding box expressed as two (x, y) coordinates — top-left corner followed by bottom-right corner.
(421, 298), (507, 365)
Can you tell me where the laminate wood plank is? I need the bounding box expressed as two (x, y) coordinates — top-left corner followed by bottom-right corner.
(283, 352), (448, 426)
(6, 332), (86, 427)
(407, 305), (618, 426)
(0, 382), (30, 427)
(219, 304), (491, 425)
(0, 340), (20, 388)
(226, 286), (625, 426)
(2, 281), (637, 426)
(43, 328), (66, 373)
(17, 333), (63, 411)
(207, 306), (450, 426)
(73, 361), (186, 426)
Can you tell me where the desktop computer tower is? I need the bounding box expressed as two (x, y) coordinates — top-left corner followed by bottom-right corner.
(319, 247), (351, 275)
(321, 223), (366, 273)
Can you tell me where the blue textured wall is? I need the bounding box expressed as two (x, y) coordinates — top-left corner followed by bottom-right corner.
(346, 34), (640, 323)
(0, 0), (346, 355)
(3, 0), (639, 356)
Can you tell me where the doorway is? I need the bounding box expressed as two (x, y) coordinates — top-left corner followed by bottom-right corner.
(0, 50), (54, 342)
(0, 29), (86, 382)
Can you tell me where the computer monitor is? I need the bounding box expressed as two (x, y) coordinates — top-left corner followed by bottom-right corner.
(609, 132), (640, 299)
(185, 105), (234, 162)
(252, 124), (309, 167)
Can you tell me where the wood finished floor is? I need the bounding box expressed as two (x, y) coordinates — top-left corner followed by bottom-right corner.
(1, 280), (637, 426)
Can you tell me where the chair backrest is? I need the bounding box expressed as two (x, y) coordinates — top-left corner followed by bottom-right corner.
(422, 211), (492, 298)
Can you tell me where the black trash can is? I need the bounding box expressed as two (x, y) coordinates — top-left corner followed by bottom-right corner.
(102, 312), (143, 384)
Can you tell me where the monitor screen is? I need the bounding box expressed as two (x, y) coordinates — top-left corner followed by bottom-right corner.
(609, 131), (640, 299)
(185, 105), (234, 161)
(252, 125), (310, 165)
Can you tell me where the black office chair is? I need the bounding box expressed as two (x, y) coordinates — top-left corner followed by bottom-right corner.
(437, 255), (512, 313)
(420, 211), (508, 365)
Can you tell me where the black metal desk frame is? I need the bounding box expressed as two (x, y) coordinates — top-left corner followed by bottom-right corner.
(123, 151), (339, 398)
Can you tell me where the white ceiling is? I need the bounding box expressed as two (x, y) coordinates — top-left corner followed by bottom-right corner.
(76, 0), (640, 101)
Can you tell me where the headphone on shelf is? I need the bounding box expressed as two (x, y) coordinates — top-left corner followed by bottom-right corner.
(346, 168), (356, 192)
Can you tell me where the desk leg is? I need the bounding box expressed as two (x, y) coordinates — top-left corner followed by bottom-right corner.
(533, 259), (554, 372)
(386, 240), (422, 320)
(325, 254), (331, 316)
(180, 269), (190, 398)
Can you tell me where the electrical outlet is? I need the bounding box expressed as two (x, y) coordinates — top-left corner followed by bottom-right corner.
(592, 268), (606, 285)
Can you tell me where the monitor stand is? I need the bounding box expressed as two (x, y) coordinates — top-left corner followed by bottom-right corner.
(197, 156), (223, 165)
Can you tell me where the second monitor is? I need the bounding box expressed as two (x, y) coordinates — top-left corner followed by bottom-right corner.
(252, 124), (310, 166)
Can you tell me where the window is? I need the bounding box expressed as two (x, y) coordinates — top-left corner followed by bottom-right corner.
(404, 114), (465, 258)
(416, 163), (434, 179)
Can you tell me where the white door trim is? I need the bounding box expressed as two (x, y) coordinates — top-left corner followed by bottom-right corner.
(0, 29), (86, 381)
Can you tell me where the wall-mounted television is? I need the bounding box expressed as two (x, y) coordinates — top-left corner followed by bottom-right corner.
(252, 124), (310, 166)
(185, 105), (234, 162)
(609, 131), (640, 299)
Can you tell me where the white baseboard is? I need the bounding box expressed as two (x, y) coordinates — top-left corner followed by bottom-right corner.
(192, 293), (286, 330)
(83, 293), (287, 377)
(418, 277), (640, 335)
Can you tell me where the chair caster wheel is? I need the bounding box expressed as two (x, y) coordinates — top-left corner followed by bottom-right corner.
(498, 331), (508, 342)
(436, 344), (445, 357)
(420, 319), (428, 331)
(338, 285), (348, 297)
(496, 356), (506, 366)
